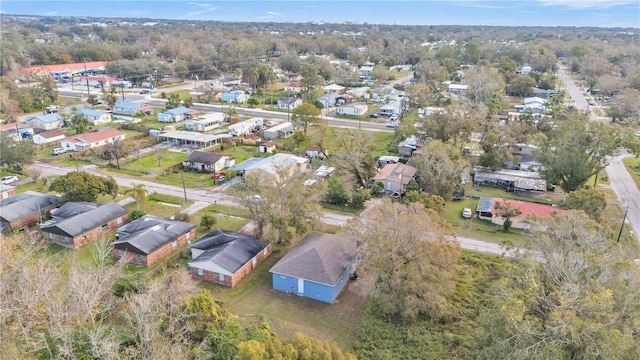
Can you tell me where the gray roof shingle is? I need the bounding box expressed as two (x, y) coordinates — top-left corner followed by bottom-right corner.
(0, 191), (61, 222)
(189, 229), (269, 274)
(112, 215), (195, 255)
(269, 232), (356, 286)
(185, 151), (224, 165)
(41, 202), (128, 237)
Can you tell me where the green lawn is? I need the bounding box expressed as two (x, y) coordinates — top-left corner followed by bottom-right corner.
(220, 144), (265, 163)
(125, 194), (189, 218)
(104, 150), (188, 178)
(198, 243), (365, 350)
(623, 157), (640, 190)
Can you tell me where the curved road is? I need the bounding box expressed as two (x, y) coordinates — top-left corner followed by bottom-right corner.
(558, 64), (639, 241)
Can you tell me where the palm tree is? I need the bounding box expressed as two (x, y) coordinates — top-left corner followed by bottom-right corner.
(126, 183), (148, 210)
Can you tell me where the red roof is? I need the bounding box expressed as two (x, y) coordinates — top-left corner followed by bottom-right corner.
(37, 130), (65, 138)
(493, 198), (566, 219)
(0, 123), (22, 131)
(263, 141), (277, 147)
(21, 61), (108, 75)
(68, 129), (124, 144)
(306, 146), (321, 152)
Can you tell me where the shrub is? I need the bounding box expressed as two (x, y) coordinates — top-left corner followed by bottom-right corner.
(129, 209), (146, 221)
(200, 214), (217, 229)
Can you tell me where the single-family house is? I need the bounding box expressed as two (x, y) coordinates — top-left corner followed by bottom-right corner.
(0, 191), (61, 231)
(185, 113), (224, 132)
(270, 232), (357, 304)
(336, 103), (367, 116)
(220, 76), (241, 87)
(41, 202), (129, 249)
(473, 166), (547, 195)
(377, 155), (400, 168)
(259, 141), (277, 154)
(346, 86), (370, 98)
(323, 84), (346, 93)
(76, 108), (111, 126)
(112, 215), (196, 267)
(305, 146), (324, 159)
(277, 97), (303, 110)
(380, 101), (402, 117)
(32, 129), (65, 145)
(113, 101), (153, 116)
(284, 81), (303, 94)
(447, 84), (469, 95)
(335, 94), (353, 106)
(221, 91), (247, 103)
(264, 122), (294, 140)
(372, 163), (417, 193)
(228, 118), (263, 136)
(398, 135), (420, 156)
(359, 63), (375, 81)
(25, 114), (63, 131)
(230, 153), (309, 185)
(158, 106), (192, 123)
(0, 184), (16, 200)
(418, 107), (446, 117)
(476, 197), (565, 230)
(61, 128), (125, 152)
(188, 229), (272, 287)
(182, 151), (235, 173)
(518, 66), (532, 75)
(318, 93), (340, 108)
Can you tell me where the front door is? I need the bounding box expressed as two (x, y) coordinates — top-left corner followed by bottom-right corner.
(297, 278), (304, 295)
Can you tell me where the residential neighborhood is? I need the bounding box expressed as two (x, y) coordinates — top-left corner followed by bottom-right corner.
(1, 10), (640, 360)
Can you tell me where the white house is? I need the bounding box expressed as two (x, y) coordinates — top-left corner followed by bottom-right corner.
(76, 108), (111, 126)
(359, 63), (375, 81)
(336, 103), (368, 116)
(264, 122), (294, 140)
(61, 128), (125, 152)
(418, 107), (446, 117)
(228, 118), (263, 136)
(25, 114), (63, 131)
(221, 91), (247, 103)
(32, 129), (65, 145)
(318, 93), (339, 108)
(113, 101), (153, 116)
(447, 84), (469, 95)
(380, 101), (402, 117)
(0, 123), (33, 141)
(519, 66), (532, 75)
(346, 86), (370, 98)
(284, 81), (302, 93)
(185, 113), (224, 132)
(158, 106), (191, 123)
(277, 97), (303, 110)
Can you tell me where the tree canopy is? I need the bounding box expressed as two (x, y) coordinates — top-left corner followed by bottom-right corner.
(49, 171), (118, 202)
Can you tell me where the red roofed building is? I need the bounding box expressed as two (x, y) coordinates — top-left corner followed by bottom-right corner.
(20, 61), (108, 77)
(60, 128), (125, 152)
(476, 197), (566, 230)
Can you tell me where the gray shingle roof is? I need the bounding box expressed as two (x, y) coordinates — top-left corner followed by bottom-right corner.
(185, 151), (224, 165)
(51, 202), (98, 220)
(41, 202), (128, 237)
(476, 197), (494, 213)
(189, 229), (269, 273)
(269, 232), (356, 286)
(0, 191), (61, 222)
(112, 215), (195, 255)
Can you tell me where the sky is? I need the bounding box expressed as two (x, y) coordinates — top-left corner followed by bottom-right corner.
(1, 0), (639, 28)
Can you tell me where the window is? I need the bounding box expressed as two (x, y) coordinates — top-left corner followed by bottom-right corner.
(117, 216), (123, 225)
(218, 273), (224, 282)
(252, 257), (257, 266)
(197, 268), (203, 276)
(172, 240), (177, 248)
(135, 254), (142, 262)
(263, 248), (268, 256)
(185, 231), (191, 240)
(48, 233), (53, 240)
(117, 249), (123, 257)
(102, 223), (108, 230)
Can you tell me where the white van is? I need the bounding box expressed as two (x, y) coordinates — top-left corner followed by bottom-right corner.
(51, 147), (66, 155)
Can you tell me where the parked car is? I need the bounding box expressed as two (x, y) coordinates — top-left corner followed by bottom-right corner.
(386, 121), (397, 128)
(369, 113), (378, 118)
(139, 89), (150, 94)
(46, 105), (59, 113)
(462, 208), (472, 219)
(51, 147), (67, 155)
(1, 175), (19, 185)
(212, 171), (226, 179)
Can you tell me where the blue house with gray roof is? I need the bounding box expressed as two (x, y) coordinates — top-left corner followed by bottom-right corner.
(270, 232), (358, 304)
(113, 101), (153, 116)
(158, 106), (192, 123)
(76, 108), (111, 125)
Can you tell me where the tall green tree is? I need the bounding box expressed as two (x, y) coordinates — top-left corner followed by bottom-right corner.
(0, 133), (35, 170)
(68, 108), (90, 134)
(412, 140), (470, 200)
(536, 119), (639, 192)
(49, 171), (118, 202)
(125, 183), (148, 210)
(353, 200), (460, 320)
(291, 101), (322, 135)
(478, 211), (640, 359)
(563, 188), (606, 221)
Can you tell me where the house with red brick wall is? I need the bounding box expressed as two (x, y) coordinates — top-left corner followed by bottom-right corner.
(41, 202), (128, 249)
(0, 184), (16, 200)
(188, 229), (271, 287)
(0, 191), (61, 232)
(111, 215), (196, 267)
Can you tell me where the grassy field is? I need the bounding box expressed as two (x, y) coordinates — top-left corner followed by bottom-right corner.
(623, 157), (640, 189)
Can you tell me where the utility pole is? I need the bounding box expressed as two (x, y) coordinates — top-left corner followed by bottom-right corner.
(84, 61), (91, 97)
(617, 205), (629, 243)
(119, 64), (125, 101)
(180, 170), (188, 204)
(69, 154), (79, 171)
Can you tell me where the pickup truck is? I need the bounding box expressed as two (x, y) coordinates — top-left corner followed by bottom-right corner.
(46, 105), (60, 113)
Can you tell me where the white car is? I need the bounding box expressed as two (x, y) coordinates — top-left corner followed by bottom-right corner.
(1, 175), (19, 185)
(462, 208), (472, 219)
(386, 121), (397, 128)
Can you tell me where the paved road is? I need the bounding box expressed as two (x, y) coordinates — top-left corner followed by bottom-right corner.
(558, 64), (639, 241)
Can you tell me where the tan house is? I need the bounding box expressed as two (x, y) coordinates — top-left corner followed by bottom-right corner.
(41, 202), (129, 249)
(188, 229), (272, 287)
(372, 163), (417, 193)
(112, 215), (196, 267)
